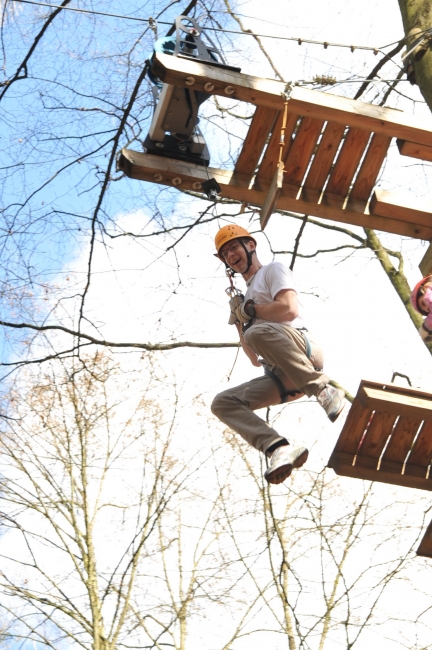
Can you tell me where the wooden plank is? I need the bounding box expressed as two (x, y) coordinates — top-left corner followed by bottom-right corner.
(152, 56), (432, 145)
(288, 86), (432, 147)
(330, 452), (432, 490)
(357, 411), (398, 459)
(406, 420), (432, 468)
(260, 164), (284, 229)
(417, 520), (432, 557)
(303, 122), (345, 192)
(350, 133), (392, 201)
(152, 52), (286, 111)
(234, 106), (278, 177)
(419, 243), (432, 277)
(358, 384), (432, 421)
(256, 111), (299, 180)
(380, 416), (422, 465)
(283, 117), (324, 186)
(397, 139), (432, 163)
(324, 127), (371, 198)
(119, 150), (432, 241)
(358, 380), (432, 403)
(370, 189), (432, 229)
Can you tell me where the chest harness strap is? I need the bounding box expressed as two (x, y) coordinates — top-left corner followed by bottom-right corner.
(264, 330), (322, 405)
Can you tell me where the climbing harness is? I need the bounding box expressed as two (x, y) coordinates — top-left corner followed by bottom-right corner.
(264, 329), (322, 404)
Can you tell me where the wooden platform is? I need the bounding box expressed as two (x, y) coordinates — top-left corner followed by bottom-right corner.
(328, 380), (432, 491)
(417, 520), (432, 558)
(119, 52), (432, 242)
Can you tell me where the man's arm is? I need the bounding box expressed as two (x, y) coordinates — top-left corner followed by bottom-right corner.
(235, 323), (262, 367)
(253, 288), (298, 323)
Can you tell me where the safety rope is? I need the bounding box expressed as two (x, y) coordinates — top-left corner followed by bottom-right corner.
(275, 100), (289, 188)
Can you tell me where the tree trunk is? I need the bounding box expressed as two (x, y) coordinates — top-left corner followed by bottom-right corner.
(398, 0), (432, 111)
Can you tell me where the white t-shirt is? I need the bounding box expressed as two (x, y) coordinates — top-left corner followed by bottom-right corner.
(244, 262), (306, 329)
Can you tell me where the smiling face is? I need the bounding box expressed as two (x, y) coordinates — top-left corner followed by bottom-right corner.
(219, 238), (256, 274)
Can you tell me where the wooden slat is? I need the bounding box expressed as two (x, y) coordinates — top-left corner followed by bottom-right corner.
(283, 117), (324, 186)
(358, 384), (432, 421)
(350, 133), (392, 201)
(397, 139), (432, 163)
(406, 420), (432, 468)
(119, 150), (432, 241)
(303, 122), (345, 191)
(256, 111), (299, 180)
(417, 520), (432, 557)
(357, 411), (398, 459)
(331, 452), (432, 490)
(331, 400), (373, 457)
(234, 106), (278, 177)
(370, 189), (432, 230)
(420, 243), (432, 277)
(324, 127), (371, 198)
(380, 416), (422, 464)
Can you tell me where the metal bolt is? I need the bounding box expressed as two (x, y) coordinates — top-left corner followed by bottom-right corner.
(153, 174), (163, 182)
(185, 76), (195, 86)
(155, 142), (164, 148)
(172, 177), (182, 186)
(224, 86), (235, 95)
(192, 182), (202, 190)
(204, 82), (215, 92)
(178, 145), (187, 152)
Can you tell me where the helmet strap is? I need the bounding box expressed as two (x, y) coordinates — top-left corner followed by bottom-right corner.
(239, 238), (256, 274)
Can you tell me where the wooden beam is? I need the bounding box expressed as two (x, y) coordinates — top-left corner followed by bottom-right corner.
(152, 52), (286, 110)
(397, 139), (432, 163)
(419, 243), (432, 276)
(358, 384), (432, 421)
(234, 106), (278, 178)
(288, 86), (432, 147)
(370, 189), (432, 230)
(417, 520), (432, 557)
(350, 133), (392, 202)
(283, 116), (324, 186)
(152, 54), (432, 146)
(330, 452), (432, 491)
(119, 149), (432, 240)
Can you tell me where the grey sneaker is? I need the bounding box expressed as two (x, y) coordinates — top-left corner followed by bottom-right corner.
(317, 385), (345, 422)
(264, 445), (309, 485)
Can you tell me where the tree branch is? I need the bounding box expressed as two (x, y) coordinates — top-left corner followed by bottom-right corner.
(0, 320), (238, 351)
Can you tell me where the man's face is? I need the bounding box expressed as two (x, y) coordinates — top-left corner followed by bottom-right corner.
(220, 239), (254, 273)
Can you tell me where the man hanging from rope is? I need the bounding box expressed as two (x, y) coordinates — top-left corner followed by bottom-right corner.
(211, 224), (346, 485)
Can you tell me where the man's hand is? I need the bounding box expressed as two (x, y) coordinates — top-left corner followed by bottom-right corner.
(228, 295), (244, 324)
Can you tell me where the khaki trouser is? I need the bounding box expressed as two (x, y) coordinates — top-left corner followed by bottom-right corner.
(211, 322), (329, 455)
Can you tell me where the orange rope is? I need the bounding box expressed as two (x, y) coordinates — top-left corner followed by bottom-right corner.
(276, 101), (289, 185)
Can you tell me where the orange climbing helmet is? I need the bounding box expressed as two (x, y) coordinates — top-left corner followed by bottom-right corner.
(410, 275), (432, 316)
(214, 224), (256, 259)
